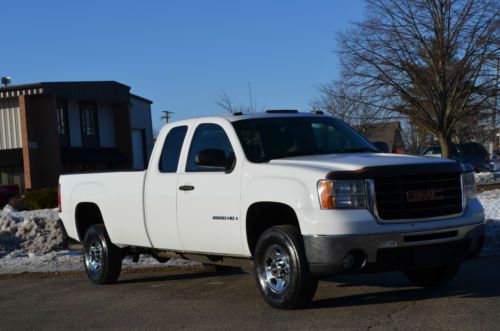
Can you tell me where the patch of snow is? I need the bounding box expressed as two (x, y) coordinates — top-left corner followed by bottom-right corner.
(0, 250), (199, 275)
(475, 172), (500, 185)
(477, 189), (500, 255)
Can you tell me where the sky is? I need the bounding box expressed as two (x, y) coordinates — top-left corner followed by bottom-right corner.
(1, 0), (365, 132)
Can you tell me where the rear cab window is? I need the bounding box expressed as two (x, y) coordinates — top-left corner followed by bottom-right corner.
(159, 126), (188, 173)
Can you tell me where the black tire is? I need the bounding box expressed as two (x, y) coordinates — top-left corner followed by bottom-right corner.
(83, 224), (122, 285)
(254, 225), (318, 309)
(404, 263), (460, 288)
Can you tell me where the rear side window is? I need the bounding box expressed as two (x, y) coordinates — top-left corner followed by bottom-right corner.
(159, 126), (188, 173)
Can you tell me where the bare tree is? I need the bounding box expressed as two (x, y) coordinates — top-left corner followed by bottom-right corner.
(216, 92), (253, 114)
(312, 80), (397, 129)
(400, 120), (424, 154)
(339, 0), (499, 158)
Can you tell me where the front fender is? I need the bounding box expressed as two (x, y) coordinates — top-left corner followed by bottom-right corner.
(241, 176), (317, 254)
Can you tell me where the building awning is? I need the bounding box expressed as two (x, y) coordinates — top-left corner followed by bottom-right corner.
(0, 149), (23, 167)
(60, 148), (128, 163)
(0, 81), (131, 103)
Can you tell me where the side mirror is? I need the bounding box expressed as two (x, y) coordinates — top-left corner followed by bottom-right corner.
(372, 141), (390, 153)
(195, 149), (235, 172)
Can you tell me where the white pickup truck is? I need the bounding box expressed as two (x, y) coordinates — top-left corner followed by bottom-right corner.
(59, 111), (485, 309)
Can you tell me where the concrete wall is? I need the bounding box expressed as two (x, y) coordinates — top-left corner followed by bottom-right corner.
(130, 96), (153, 159)
(113, 103), (133, 168)
(19, 95), (61, 189)
(97, 102), (116, 148)
(0, 98), (22, 150)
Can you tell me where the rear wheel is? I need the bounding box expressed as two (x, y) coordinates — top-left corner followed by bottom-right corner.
(83, 225), (122, 284)
(254, 225), (318, 309)
(404, 263), (460, 288)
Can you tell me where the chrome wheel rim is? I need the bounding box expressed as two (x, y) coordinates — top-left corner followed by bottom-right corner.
(85, 240), (104, 274)
(262, 244), (291, 293)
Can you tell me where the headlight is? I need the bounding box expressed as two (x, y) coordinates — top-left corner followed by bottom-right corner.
(462, 172), (477, 200)
(318, 180), (366, 209)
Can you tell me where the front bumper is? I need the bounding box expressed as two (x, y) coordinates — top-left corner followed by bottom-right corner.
(304, 222), (485, 276)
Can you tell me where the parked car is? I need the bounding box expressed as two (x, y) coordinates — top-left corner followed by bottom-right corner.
(422, 142), (493, 172)
(0, 184), (20, 208)
(59, 112), (485, 309)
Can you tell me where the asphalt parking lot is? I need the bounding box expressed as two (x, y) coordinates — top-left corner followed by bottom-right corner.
(1, 256), (499, 330)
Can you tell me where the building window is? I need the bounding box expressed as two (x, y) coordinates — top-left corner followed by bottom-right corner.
(57, 99), (69, 147)
(0, 167), (24, 191)
(79, 102), (99, 148)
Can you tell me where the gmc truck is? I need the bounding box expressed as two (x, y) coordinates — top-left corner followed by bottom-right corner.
(59, 111), (485, 309)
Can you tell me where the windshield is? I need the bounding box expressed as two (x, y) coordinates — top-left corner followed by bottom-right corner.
(232, 117), (378, 163)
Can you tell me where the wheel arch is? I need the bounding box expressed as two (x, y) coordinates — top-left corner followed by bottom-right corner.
(75, 202), (105, 241)
(245, 201), (301, 257)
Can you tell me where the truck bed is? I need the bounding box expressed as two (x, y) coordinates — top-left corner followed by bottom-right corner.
(59, 171), (151, 247)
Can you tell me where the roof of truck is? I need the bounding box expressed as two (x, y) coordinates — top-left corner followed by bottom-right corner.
(159, 111), (332, 130)
(219, 111), (329, 122)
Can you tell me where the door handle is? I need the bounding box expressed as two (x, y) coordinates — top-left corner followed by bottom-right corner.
(179, 185), (195, 191)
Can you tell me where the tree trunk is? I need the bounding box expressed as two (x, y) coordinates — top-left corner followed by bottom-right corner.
(438, 133), (452, 159)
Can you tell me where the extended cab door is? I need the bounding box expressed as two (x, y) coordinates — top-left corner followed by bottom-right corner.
(177, 120), (244, 255)
(144, 125), (188, 250)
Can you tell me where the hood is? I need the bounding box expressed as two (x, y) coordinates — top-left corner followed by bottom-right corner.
(269, 153), (456, 172)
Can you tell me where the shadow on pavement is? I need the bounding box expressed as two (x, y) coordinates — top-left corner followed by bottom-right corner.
(311, 256), (500, 309)
(117, 268), (246, 285)
(309, 286), (481, 310)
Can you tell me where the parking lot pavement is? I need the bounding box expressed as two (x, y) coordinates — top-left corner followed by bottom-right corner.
(1, 256), (499, 330)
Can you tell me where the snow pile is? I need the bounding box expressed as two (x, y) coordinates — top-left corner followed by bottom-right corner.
(475, 172), (500, 185)
(0, 205), (198, 274)
(477, 189), (500, 255)
(0, 206), (66, 258)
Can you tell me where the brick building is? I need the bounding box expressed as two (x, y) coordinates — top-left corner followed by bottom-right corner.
(0, 81), (153, 191)
(358, 121), (406, 154)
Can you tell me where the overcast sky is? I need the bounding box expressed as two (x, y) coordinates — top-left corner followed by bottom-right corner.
(2, 0), (365, 131)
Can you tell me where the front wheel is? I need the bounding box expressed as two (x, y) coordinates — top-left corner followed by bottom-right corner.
(404, 263), (460, 288)
(83, 224), (122, 285)
(254, 225), (318, 309)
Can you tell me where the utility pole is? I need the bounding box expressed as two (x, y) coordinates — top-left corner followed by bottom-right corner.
(161, 111), (174, 123)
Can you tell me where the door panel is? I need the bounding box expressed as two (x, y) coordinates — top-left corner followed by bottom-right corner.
(177, 123), (244, 255)
(144, 126), (188, 250)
